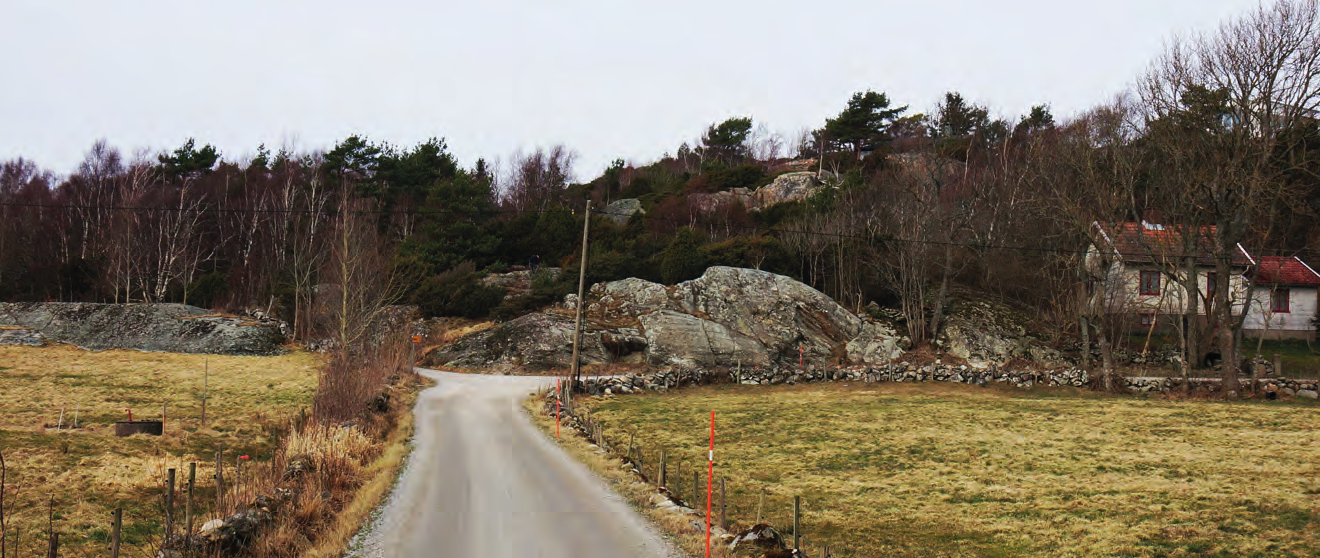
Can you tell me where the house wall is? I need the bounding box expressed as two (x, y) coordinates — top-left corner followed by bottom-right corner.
(1102, 261), (1248, 317)
(1243, 286), (1318, 335)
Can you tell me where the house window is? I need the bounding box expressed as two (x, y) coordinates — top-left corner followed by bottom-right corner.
(1140, 313), (1157, 327)
(1271, 289), (1290, 313)
(1139, 270), (1161, 296)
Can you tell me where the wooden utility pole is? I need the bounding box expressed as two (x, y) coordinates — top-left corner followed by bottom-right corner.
(570, 200), (592, 389)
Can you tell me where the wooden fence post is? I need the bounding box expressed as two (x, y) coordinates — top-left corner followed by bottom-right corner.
(693, 471), (699, 508)
(660, 451), (667, 489)
(165, 468), (175, 539)
(214, 452), (225, 514)
(756, 491), (764, 524)
(1274, 353), (1282, 377)
(793, 495), (801, 549)
(46, 532), (57, 558)
(720, 477), (727, 530)
(186, 463), (196, 538)
(110, 508), (121, 558)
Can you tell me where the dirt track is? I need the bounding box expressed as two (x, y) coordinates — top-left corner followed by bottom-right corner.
(363, 369), (674, 557)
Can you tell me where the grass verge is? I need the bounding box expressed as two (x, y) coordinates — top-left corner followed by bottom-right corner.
(573, 381), (1319, 557)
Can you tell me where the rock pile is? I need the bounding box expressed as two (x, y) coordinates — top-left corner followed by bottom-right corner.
(937, 298), (1068, 368)
(0, 303), (285, 355)
(728, 523), (787, 556)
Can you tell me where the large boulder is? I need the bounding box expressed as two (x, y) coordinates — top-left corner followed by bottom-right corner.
(0, 303), (285, 355)
(426, 312), (613, 372)
(601, 198), (644, 225)
(588, 267), (901, 368)
(936, 298), (1067, 368)
(431, 267), (906, 372)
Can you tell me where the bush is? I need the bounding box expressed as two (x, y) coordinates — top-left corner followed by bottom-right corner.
(411, 262), (506, 319)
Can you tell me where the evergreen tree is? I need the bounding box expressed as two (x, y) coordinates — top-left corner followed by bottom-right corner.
(824, 91), (907, 159)
(661, 227), (706, 284)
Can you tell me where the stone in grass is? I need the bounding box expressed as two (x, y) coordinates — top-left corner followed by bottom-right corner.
(1297, 389), (1318, 399)
(761, 550), (809, 558)
(730, 523), (786, 555)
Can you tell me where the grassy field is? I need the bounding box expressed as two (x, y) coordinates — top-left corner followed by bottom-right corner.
(0, 344), (320, 556)
(583, 382), (1320, 557)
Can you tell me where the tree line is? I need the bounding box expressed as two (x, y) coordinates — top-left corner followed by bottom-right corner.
(4, 0), (1320, 391)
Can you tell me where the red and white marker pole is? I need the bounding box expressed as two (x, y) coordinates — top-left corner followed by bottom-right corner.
(707, 410), (714, 558)
(556, 379), (562, 439)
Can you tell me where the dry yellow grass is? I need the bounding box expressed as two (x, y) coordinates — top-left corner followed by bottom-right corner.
(578, 382), (1320, 558)
(0, 344), (320, 556)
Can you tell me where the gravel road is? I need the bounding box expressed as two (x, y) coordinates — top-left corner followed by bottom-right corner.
(361, 369), (674, 557)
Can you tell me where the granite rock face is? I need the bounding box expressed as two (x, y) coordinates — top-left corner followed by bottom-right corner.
(430, 266), (906, 372)
(600, 198), (645, 225)
(425, 312), (613, 373)
(936, 298), (1068, 369)
(0, 302), (285, 355)
(688, 172), (838, 216)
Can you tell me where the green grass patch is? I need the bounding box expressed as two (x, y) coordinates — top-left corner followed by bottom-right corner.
(586, 382), (1319, 557)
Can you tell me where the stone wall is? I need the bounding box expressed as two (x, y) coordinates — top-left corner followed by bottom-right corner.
(577, 362), (1319, 398)
(578, 362), (1091, 395)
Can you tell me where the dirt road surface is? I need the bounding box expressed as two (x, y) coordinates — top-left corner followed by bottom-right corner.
(362, 369), (674, 557)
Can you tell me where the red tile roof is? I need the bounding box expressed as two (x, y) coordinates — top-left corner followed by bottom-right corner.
(1253, 256), (1320, 286)
(1094, 222), (1251, 267)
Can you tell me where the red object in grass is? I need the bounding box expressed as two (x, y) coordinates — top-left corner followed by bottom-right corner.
(125, 409), (132, 421)
(239, 455), (250, 460)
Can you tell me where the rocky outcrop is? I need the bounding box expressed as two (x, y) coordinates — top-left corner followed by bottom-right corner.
(601, 198), (644, 225)
(479, 268), (562, 296)
(0, 303), (285, 355)
(429, 267), (905, 373)
(689, 172), (837, 215)
(0, 326), (45, 346)
(426, 312), (613, 373)
(580, 267), (905, 369)
(937, 298), (1067, 369)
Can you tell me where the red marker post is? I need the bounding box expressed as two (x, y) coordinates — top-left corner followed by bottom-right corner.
(707, 410), (714, 558)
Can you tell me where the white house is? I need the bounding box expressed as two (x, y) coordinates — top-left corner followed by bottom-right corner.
(1089, 220), (1251, 330)
(1242, 256), (1320, 340)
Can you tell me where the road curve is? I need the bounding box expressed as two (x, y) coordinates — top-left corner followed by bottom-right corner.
(363, 369), (674, 557)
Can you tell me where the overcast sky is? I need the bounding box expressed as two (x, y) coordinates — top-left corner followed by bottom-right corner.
(0, 0), (1265, 180)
